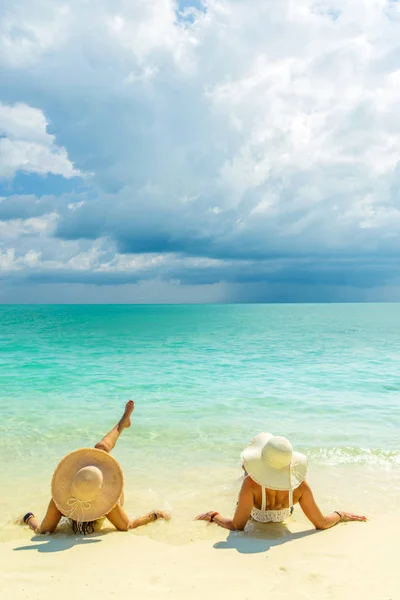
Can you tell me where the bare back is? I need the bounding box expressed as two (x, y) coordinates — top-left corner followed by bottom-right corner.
(250, 478), (305, 510)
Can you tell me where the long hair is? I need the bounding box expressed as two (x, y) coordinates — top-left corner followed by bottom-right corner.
(71, 519), (96, 535)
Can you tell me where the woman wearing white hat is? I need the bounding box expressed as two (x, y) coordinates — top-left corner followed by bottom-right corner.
(196, 433), (366, 530)
(23, 401), (170, 534)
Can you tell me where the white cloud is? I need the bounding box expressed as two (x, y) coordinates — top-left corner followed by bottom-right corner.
(0, 102), (50, 142)
(0, 138), (80, 179)
(1, 0), (400, 300)
(0, 2), (71, 68)
(66, 248), (105, 271)
(0, 213), (58, 240)
(0, 248), (41, 271)
(107, 1), (178, 61)
(0, 103), (81, 179)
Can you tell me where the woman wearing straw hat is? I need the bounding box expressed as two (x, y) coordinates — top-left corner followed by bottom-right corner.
(196, 433), (366, 530)
(22, 401), (170, 534)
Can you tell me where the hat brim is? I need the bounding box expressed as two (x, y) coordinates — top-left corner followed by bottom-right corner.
(241, 433), (308, 490)
(51, 448), (124, 522)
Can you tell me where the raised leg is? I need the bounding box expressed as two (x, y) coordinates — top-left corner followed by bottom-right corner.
(94, 400), (134, 453)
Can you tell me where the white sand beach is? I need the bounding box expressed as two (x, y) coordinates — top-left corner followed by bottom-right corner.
(1, 515), (397, 600)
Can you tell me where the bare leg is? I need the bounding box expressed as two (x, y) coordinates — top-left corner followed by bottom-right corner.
(24, 499), (62, 534)
(95, 401), (134, 453)
(105, 504), (170, 531)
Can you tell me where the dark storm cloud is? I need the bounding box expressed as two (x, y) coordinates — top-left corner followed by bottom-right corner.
(2, 255), (397, 293)
(0, 195), (57, 220)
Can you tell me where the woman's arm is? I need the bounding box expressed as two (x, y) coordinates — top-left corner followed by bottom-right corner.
(195, 475), (254, 531)
(23, 499), (63, 534)
(106, 504), (170, 532)
(299, 482), (366, 530)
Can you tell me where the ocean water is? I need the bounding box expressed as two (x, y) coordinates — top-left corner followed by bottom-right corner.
(1, 304), (400, 542)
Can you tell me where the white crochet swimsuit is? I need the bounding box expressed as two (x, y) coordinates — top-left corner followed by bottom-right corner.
(251, 487), (293, 523)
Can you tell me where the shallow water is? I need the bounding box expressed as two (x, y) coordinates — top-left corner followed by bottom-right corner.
(1, 304), (399, 542)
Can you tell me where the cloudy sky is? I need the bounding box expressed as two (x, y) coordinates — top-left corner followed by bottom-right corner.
(1, 0), (400, 303)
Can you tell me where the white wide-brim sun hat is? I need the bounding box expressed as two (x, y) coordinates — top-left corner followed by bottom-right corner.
(51, 448), (124, 523)
(241, 433), (308, 491)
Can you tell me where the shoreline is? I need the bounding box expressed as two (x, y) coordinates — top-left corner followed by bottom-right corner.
(0, 515), (396, 599)
(2, 460), (399, 545)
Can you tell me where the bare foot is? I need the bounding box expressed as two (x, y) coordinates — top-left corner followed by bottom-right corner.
(118, 400), (134, 431)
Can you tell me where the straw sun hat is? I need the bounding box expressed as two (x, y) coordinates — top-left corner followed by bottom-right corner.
(241, 433), (308, 491)
(51, 448), (124, 523)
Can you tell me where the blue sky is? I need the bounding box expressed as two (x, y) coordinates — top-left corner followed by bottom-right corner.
(1, 0), (400, 303)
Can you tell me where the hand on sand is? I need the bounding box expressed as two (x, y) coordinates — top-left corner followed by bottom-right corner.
(339, 511), (367, 522)
(154, 510), (171, 521)
(195, 511), (216, 522)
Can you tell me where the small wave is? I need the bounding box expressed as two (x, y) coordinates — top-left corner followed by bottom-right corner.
(306, 446), (400, 466)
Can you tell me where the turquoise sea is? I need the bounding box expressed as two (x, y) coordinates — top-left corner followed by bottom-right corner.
(1, 304), (400, 542)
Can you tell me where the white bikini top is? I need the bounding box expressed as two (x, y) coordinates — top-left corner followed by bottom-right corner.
(251, 487), (293, 523)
